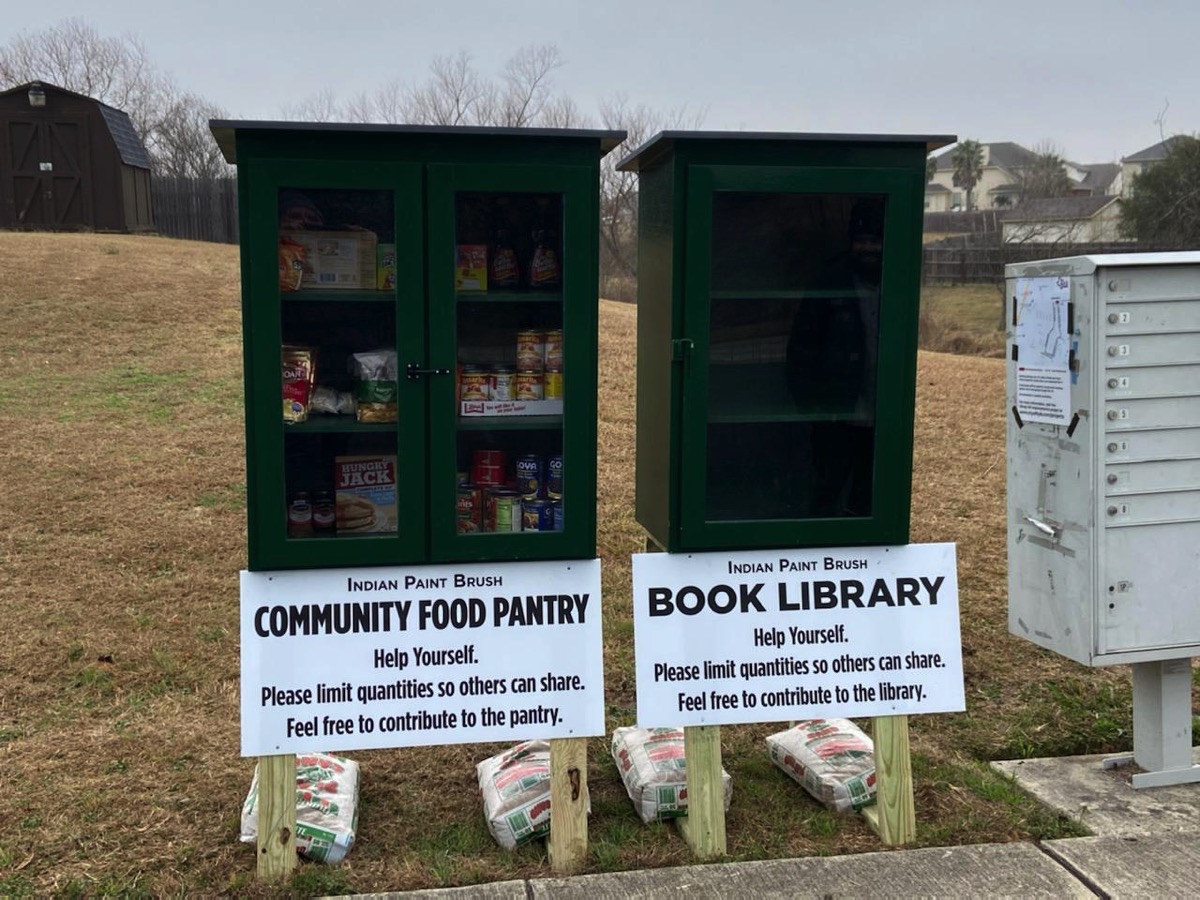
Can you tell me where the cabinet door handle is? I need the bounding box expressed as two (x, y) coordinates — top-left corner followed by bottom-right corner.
(406, 363), (451, 380)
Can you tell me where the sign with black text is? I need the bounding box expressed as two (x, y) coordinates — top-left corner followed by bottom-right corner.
(632, 544), (963, 727)
(240, 559), (603, 756)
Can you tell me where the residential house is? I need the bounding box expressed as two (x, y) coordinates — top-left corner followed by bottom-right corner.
(999, 195), (1122, 244)
(1119, 135), (1191, 196)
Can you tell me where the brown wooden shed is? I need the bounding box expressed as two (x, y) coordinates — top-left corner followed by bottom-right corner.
(0, 81), (154, 231)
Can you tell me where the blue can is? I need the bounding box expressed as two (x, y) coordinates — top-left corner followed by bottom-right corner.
(551, 499), (564, 531)
(522, 499), (553, 532)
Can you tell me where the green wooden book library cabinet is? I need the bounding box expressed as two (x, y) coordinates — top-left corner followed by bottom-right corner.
(212, 121), (624, 571)
(618, 131), (953, 552)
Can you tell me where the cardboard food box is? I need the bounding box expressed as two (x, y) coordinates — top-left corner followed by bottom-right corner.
(282, 229), (378, 291)
(455, 244), (488, 292)
(376, 243), (396, 291)
(334, 455), (397, 534)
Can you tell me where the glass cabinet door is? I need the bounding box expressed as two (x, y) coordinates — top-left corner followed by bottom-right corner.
(427, 165), (597, 561)
(679, 166), (918, 548)
(245, 163), (425, 569)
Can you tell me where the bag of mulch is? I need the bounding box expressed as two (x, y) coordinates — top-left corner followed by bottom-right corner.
(240, 752), (361, 864)
(611, 726), (732, 823)
(766, 719), (876, 813)
(477, 741), (555, 849)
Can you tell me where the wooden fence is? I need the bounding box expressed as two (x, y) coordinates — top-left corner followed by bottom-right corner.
(922, 238), (1182, 286)
(152, 176), (238, 243)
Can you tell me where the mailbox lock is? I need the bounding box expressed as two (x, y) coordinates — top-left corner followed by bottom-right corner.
(1107, 442), (1118, 452)
(1107, 506), (1119, 516)
(1106, 410), (1119, 420)
(1106, 346), (1118, 357)
(1107, 313), (1119, 324)
(1107, 378), (1118, 388)
(1107, 474), (1118, 484)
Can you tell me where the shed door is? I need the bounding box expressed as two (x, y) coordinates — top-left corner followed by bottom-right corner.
(1, 116), (92, 228)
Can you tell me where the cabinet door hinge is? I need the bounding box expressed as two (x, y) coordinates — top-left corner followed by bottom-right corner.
(671, 338), (694, 362)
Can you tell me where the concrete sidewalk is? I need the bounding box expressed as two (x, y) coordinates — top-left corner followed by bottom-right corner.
(335, 750), (1200, 899)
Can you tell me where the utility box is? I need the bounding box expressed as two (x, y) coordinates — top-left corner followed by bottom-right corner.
(1006, 252), (1200, 666)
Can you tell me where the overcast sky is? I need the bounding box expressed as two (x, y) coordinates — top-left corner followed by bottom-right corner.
(9, 1), (1198, 163)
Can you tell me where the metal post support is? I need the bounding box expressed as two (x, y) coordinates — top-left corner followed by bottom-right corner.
(1103, 658), (1200, 789)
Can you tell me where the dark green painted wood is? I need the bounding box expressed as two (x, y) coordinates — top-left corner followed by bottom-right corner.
(632, 134), (941, 553)
(223, 124), (615, 570)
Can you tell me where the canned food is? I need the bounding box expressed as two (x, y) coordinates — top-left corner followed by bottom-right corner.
(471, 449), (507, 487)
(543, 369), (563, 400)
(490, 366), (515, 402)
(456, 484), (483, 533)
(313, 491), (336, 534)
(460, 366), (489, 401)
(515, 453), (544, 498)
(547, 454), (563, 498)
(489, 489), (523, 533)
(522, 499), (553, 532)
(543, 329), (563, 370)
(550, 499), (564, 531)
(516, 371), (544, 401)
(517, 330), (544, 372)
(287, 492), (314, 538)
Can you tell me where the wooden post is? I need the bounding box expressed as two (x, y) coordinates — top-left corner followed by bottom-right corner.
(256, 754), (298, 880)
(675, 725), (726, 858)
(547, 737), (588, 873)
(861, 715), (916, 846)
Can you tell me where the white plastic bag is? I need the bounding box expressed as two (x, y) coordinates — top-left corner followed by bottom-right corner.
(240, 752), (361, 864)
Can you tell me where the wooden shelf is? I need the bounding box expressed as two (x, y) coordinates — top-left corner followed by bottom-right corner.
(456, 290), (563, 303)
(707, 362), (869, 424)
(281, 289), (393, 303)
(284, 414), (395, 434)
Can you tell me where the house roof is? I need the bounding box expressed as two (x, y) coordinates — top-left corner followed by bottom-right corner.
(924, 183), (950, 193)
(999, 195), (1120, 222)
(1073, 163), (1120, 193)
(1122, 135), (1190, 163)
(0, 81), (152, 170)
(933, 141), (1040, 171)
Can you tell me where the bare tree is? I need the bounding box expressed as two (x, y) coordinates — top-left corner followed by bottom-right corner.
(1011, 140), (1073, 205)
(0, 16), (170, 143)
(281, 88), (340, 123)
(149, 92), (231, 179)
(488, 44), (563, 127)
(405, 52), (490, 125)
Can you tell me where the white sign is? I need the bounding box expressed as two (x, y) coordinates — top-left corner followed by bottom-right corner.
(240, 559), (603, 756)
(632, 544), (964, 727)
(1014, 275), (1072, 425)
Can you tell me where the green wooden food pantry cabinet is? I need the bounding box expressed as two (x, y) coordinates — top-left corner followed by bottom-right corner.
(212, 121), (624, 571)
(618, 131), (953, 552)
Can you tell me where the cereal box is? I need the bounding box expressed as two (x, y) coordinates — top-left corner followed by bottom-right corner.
(282, 229), (377, 290)
(334, 455), (397, 534)
(455, 244), (488, 292)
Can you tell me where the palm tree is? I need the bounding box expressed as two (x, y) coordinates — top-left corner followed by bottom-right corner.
(951, 140), (984, 210)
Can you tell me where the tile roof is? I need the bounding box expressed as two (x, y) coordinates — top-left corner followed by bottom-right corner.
(1122, 135), (1190, 163)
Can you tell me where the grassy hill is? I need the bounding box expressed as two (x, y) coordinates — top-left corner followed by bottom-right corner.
(0, 233), (1135, 897)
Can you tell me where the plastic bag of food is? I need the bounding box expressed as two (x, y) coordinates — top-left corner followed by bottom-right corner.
(766, 719), (876, 812)
(240, 752), (361, 864)
(476, 741), (554, 849)
(282, 345), (316, 423)
(310, 385), (356, 416)
(349, 349), (397, 423)
(611, 726), (732, 823)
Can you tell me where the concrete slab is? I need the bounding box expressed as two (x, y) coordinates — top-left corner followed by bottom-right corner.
(993, 749), (1200, 838)
(329, 881), (527, 900)
(1045, 832), (1200, 899)
(525, 843), (1091, 898)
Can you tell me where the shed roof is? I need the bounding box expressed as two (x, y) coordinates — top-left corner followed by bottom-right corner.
(0, 82), (152, 170)
(998, 195), (1120, 222)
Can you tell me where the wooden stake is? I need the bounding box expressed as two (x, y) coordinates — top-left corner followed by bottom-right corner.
(547, 737), (589, 873)
(861, 715), (916, 845)
(256, 753), (297, 880)
(675, 725), (726, 858)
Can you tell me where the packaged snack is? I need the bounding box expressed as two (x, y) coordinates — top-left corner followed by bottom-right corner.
(281, 229), (377, 291)
(348, 349), (398, 423)
(376, 243), (396, 290)
(240, 752), (361, 864)
(334, 455), (397, 534)
(282, 346), (316, 423)
(455, 244), (488, 292)
(611, 726), (732, 823)
(279, 238), (307, 292)
(766, 718), (877, 812)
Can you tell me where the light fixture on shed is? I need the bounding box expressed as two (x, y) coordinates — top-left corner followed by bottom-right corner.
(28, 82), (46, 108)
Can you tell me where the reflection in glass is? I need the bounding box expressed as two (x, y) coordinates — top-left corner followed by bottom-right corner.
(453, 192), (566, 537)
(704, 192), (885, 521)
(277, 188), (399, 540)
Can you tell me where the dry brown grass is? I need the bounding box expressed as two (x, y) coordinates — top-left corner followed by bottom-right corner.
(0, 233), (1145, 897)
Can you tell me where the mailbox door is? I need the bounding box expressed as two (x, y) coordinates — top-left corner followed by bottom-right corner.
(676, 164), (920, 550)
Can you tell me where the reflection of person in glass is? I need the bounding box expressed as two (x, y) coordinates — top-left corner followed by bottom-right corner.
(278, 190), (324, 230)
(785, 198), (884, 518)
